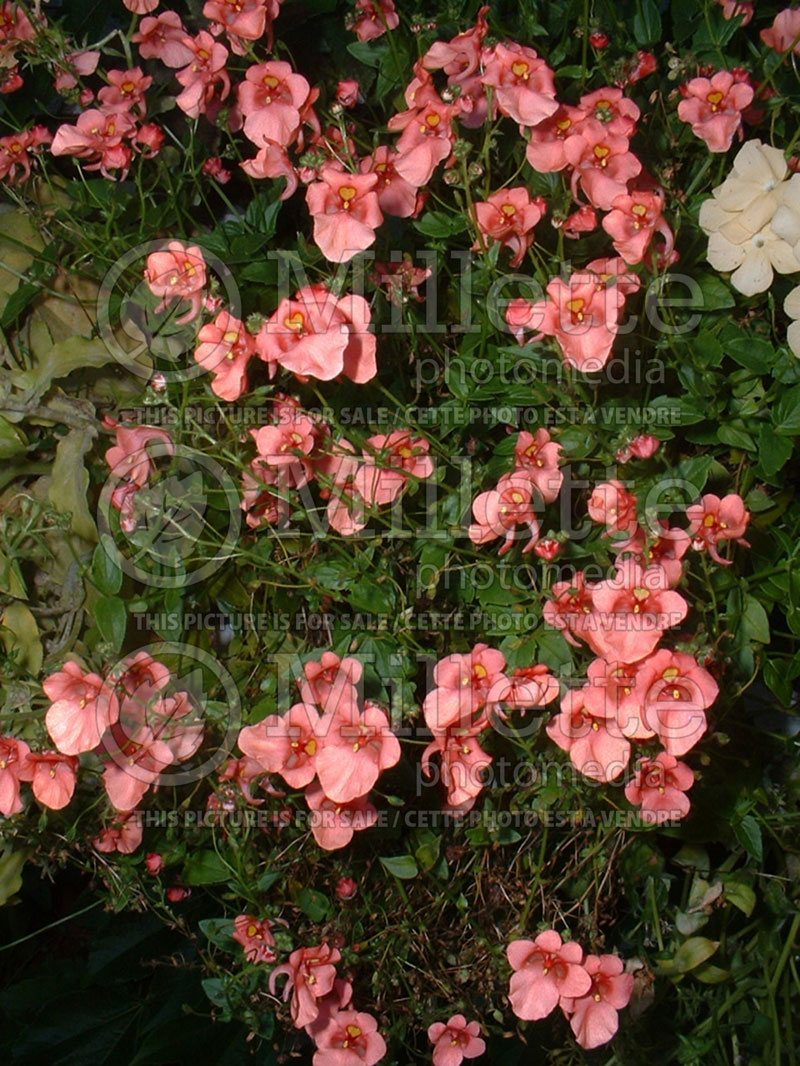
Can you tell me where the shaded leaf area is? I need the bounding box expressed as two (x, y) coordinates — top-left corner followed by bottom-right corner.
(0, 866), (277, 1066)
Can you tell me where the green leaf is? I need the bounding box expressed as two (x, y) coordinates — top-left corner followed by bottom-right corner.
(773, 385), (800, 435)
(183, 850), (231, 885)
(1, 602), (43, 675)
(757, 425), (793, 476)
(725, 334), (774, 372)
(717, 422), (756, 451)
(741, 595), (770, 644)
(733, 814), (763, 862)
(95, 596), (127, 654)
(696, 274), (735, 311)
(414, 212), (469, 239)
(48, 427), (99, 543)
(0, 848), (27, 905)
(723, 881), (756, 916)
(90, 543), (123, 595)
(199, 918), (238, 952)
(658, 937), (718, 975)
(201, 978), (228, 1008)
(0, 281), (38, 330)
(346, 40), (388, 68)
(379, 854), (419, 880)
(295, 887), (332, 922)
(633, 0), (662, 43)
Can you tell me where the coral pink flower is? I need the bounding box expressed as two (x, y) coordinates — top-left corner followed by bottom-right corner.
(428, 1015), (486, 1066)
(233, 914), (278, 963)
(92, 812), (143, 854)
(678, 72), (753, 152)
(564, 120), (642, 209)
(135, 123), (164, 155)
(238, 60), (311, 148)
(257, 284), (376, 383)
(513, 429), (563, 502)
(337, 79), (360, 107)
(102, 725), (174, 811)
(123, 0), (159, 12)
(202, 155), (231, 183)
(269, 943), (340, 1028)
(175, 32), (231, 119)
(686, 493), (750, 565)
(620, 522), (691, 588)
(305, 780), (378, 849)
(298, 652), (362, 714)
(487, 665), (560, 718)
(625, 751), (694, 823)
(639, 649), (718, 755)
(616, 433), (661, 463)
(718, 0), (754, 24)
(761, 8), (800, 53)
(468, 473), (542, 556)
(510, 272), (626, 372)
(561, 954), (634, 1050)
(507, 930), (592, 1021)
(371, 257), (431, 305)
(423, 645), (507, 733)
(26, 751), (78, 809)
(336, 877), (358, 900)
(105, 422), (174, 486)
(562, 204), (598, 238)
(360, 146), (419, 217)
(50, 109), (137, 180)
(241, 461), (291, 530)
(352, 0), (398, 42)
(578, 87), (641, 138)
(588, 480), (639, 539)
(0, 125), (51, 184)
(315, 703), (401, 804)
(306, 166), (383, 262)
(390, 97), (455, 186)
(43, 662), (119, 756)
(145, 852), (164, 874)
(238, 702), (322, 788)
(98, 67), (152, 116)
(585, 559), (689, 664)
(524, 105), (587, 172)
(360, 431), (434, 504)
(481, 42), (558, 127)
(240, 139), (298, 198)
(534, 537), (562, 560)
(54, 49), (101, 92)
(312, 1009), (386, 1066)
(582, 657), (649, 736)
(133, 13), (194, 67)
(546, 688), (631, 781)
(602, 190), (674, 265)
(144, 241), (207, 323)
(621, 50), (658, 87)
(194, 311), (253, 400)
(0, 736), (33, 815)
(421, 728), (491, 810)
(250, 411), (317, 487)
(473, 188), (547, 267)
(203, 0), (280, 52)
(543, 572), (598, 647)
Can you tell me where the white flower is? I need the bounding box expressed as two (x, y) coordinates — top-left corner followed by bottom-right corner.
(785, 284), (800, 357)
(707, 223), (800, 296)
(700, 140), (800, 295)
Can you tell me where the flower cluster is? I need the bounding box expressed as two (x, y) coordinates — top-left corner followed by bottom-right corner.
(507, 929), (634, 1050)
(243, 395), (433, 536)
(40, 652), (204, 823)
(237, 651), (400, 850)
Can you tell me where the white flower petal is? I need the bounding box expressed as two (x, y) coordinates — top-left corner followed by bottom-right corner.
(770, 204), (800, 246)
(787, 319), (800, 358)
(730, 249), (773, 296)
(706, 232), (747, 271)
(783, 283), (800, 320)
(766, 234), (800, 274)
(732, 139), (787, 187)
